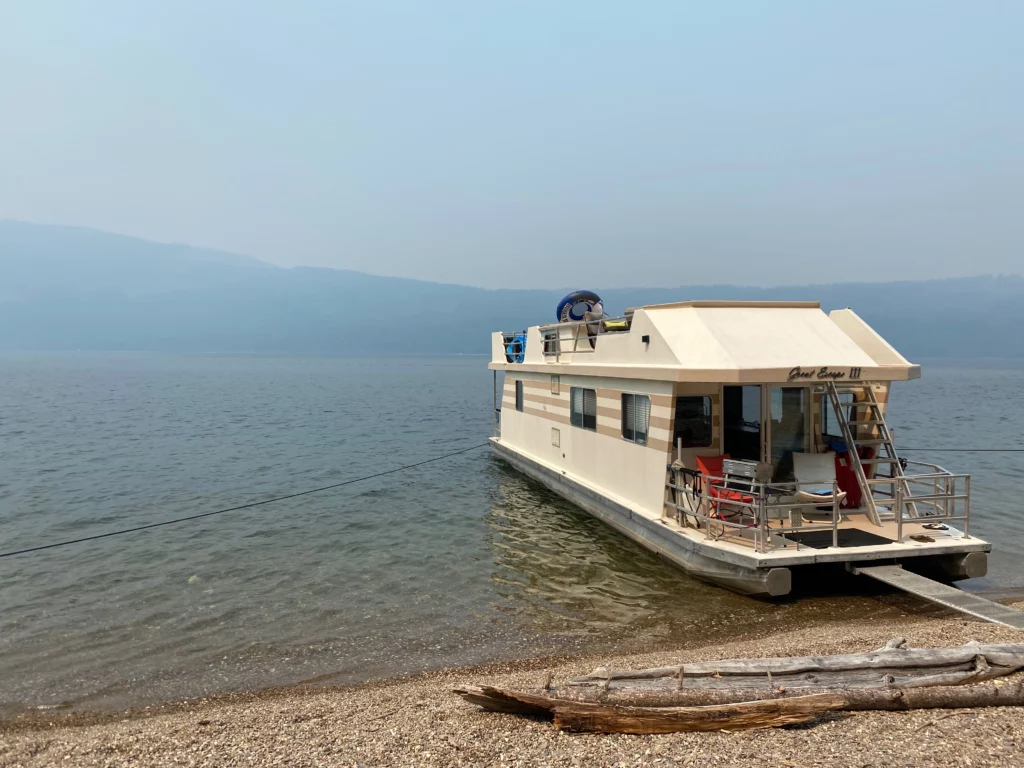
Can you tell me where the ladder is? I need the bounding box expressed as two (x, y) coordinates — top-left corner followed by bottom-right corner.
(824, 381), (915, 526)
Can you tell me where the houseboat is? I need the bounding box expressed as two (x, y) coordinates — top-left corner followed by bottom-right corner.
(489, 296), (989, 597)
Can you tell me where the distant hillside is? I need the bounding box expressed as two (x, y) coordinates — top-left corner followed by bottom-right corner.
(1, 221), (1021, 358)
(0, 220), (269, 301)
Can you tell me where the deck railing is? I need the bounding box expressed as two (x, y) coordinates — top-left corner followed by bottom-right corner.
(666, 462), (972, 553)
(534, 316), (632, 359)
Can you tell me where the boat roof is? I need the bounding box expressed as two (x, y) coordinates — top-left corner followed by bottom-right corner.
(490, 301), (919, 383)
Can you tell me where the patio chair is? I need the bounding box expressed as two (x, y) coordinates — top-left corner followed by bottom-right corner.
(695, 454), (756, 522)
(792, 452), (847, 506)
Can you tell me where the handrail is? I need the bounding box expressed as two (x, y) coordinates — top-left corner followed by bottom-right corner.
(667, 460), (973, 551)
(534, 315), (633, 358)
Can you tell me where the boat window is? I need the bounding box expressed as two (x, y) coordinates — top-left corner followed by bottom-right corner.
(821, 392), (853, 439)
(570, 387), (597, 431)
(621, 393), (650, 445)
(551, 375), (560, 394)
(542, 329), (559, 355)
(770, 387), (807, 482)
(515, 380), (524, 412)
(674, 396), (712, 448)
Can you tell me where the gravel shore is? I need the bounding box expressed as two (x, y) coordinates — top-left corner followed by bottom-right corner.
(3, 604), (1024, 768)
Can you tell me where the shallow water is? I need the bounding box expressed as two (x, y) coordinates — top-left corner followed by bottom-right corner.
(0, 353), (1021, 712)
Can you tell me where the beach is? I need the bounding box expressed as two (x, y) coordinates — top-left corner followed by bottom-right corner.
(3, 604), (1023, 768)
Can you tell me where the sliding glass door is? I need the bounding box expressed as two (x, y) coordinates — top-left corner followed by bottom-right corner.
(767, 387), (808, 482)
(723, 385), (809, 481)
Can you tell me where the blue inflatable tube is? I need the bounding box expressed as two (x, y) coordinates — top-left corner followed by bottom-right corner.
(556, 290), (602, 323)
(506, 333), (527, 363)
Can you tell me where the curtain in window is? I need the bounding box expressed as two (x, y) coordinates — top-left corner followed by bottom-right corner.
(622, 394), (650, 445)
(622, 394), (635, 441)
(634, 395), (650, 445)
(583, 389), (597, 430)
(571, 387), (584, 428)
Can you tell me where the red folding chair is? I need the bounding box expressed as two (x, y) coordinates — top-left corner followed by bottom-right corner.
(695, 454), (755, 522)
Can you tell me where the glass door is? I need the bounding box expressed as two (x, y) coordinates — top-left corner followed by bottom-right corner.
(766, 387), (808, 482)
(723, 385), (763, 462)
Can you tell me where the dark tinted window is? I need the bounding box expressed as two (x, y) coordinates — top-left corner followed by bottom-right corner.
(674, 396), (712, 448)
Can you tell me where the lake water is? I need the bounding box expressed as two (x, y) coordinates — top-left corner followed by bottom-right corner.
(1, 354), (1022, 713)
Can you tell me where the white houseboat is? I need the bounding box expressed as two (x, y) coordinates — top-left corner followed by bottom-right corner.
(489, 297), (988, 597)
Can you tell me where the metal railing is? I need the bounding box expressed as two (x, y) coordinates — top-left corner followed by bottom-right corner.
(870, 459), (971, 541)
(666, 460), (972, 553)
(536, 316), (632, 359)
(666, 467), (843, 553)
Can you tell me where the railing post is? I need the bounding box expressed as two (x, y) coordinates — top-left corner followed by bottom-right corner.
(895, 483), (904, 543)
(832, 481), (839, 549)
(493, 370), (499, 437)
(703, 484), (710, 539)
(964, 475), (971, 538)
(758, 493), (768, 553)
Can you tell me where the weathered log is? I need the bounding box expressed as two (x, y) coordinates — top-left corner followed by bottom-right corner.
(454, 685), (558, 717)
(570, 640), (1024, 683)
(545, 665), (1012, 708)
(455, 680), (1024, 734)
(550, 693), (847, 734)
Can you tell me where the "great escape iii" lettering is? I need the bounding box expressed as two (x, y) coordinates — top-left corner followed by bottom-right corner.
(787, 366), (863, 382)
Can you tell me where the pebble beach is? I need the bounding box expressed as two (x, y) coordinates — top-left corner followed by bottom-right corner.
(3, 603), (1024, 768)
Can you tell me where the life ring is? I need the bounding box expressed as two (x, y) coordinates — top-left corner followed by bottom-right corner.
(556, 290), (602, 323)
(506, 333), (527, 363)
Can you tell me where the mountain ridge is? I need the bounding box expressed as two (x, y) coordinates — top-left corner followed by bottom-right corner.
(1, 221), (1020, 357)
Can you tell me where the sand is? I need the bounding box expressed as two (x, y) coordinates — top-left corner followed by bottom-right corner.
(3, 605), (1024, 768)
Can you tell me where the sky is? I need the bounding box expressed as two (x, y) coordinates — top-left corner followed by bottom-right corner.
(1, 1), (1022, 289)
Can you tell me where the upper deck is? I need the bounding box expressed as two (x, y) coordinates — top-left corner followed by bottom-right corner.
(490, 300), (920, 384)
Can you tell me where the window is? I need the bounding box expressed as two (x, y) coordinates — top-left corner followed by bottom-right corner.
(570, 387), (597, 431)
(515, 380), (524, 412)
(821, 393), (853, 438)
(674, 396), (712, 448)
(621, 393), (651, 445)
(542, 329), (559, 356)
(551, 374), (560, 394)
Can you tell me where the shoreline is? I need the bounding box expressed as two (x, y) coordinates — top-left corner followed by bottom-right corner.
(0, 584), (992, 723)
(4, 603), (1024, 767)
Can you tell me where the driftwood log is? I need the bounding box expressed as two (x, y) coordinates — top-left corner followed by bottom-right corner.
(455, 681), (1024, 733)
(454, 639), (1024, 733)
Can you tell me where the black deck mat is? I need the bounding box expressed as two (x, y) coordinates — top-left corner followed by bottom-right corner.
(781, 528), (894, 549)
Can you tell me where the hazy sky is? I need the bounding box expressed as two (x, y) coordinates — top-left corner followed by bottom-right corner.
(2, 2), (1021, 289)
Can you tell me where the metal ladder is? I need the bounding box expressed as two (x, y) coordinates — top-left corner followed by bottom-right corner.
(824, 382), (914, 526)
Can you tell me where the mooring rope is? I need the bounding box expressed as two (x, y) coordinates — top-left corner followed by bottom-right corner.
(0, 442), (491, 559)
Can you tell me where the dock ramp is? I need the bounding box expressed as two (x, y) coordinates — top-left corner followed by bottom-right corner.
(853, 565), (1024, 629)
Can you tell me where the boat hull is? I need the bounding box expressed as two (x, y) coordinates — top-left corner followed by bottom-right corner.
(490, 438), (792, 597)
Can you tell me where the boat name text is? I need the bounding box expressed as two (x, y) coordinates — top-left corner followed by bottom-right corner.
(787, 366), (863, 382)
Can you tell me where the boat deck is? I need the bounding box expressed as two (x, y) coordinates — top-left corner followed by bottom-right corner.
(657, 511), (989, 568)
(493, 438), (990, 572)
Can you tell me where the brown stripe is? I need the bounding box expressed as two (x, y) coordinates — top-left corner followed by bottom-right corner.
(525, 393), (568, 409)
(522, 379), (558, 391)
(593, 388), (672, 408)
(649, 414), (672, 431)
(512, 407), (672, 453)
(523, 405), (570, 425)
(647, 437), (672, 453)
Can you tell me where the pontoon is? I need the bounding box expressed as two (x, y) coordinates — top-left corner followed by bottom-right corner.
(489, 299), (989, 598)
